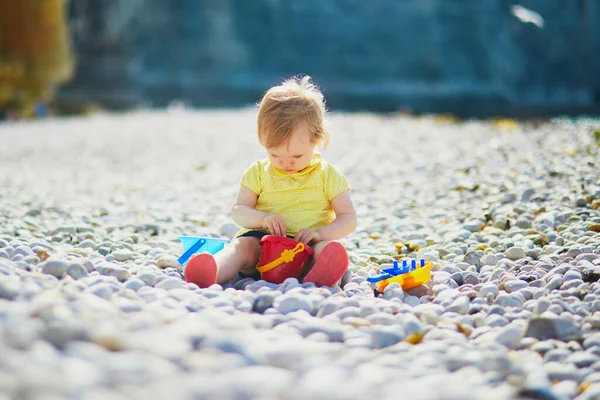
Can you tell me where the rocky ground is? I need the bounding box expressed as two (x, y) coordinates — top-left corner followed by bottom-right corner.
(1, 109), (600, 400)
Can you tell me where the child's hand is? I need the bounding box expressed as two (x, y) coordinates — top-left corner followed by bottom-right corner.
(262, 215), (287, 236)
(294, 229), (322, 245)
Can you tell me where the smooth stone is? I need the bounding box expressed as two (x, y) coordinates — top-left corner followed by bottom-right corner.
(368, 326), (405, 348)
(41, 319), (88, 348)
(445, 296), (470, 314)
(561, 279), (584, 290)
(279, 278), (301, 293)
(365, 312), (397, 326)
(112, 249), (134, 261)
(95, 264), (131, 282)
(155, 277), (184, 290)
(382, 282), (405, 301)
(495, 293), (524, 308)
(482, 254), (497, 266)
(88, 283), (116, 299)
(66, 263), (89, 280)
(462, 271), (480, 285)
(137, 271), (158, 286)
(12, 246), (33, 258)
(565, 351), (600, 368)
(276, 295), (313, 314)
(521, 188), (536, 202)
(253, 292), (278, 313)
(78, 239), (97, 249)
(41, 260), (68, 278)
(445, 347), (483, 371)
(525, 317), (582, 341)
(564, 270), (583, 281)
(479, 284), (499, 299)
(401, 314), (425, 337)
(485, 314), (509, 328)
(157, 255), (182, 269)
(504, 280), (528, 293)
(544, 361), (581, 382)
(495, 324), (523, 349)
(463, 251), (482, 267)
(505, 247), (526, 261)
(534, 297), (551, 314)
(545, 275), (564, 291)
(0, 276), (20, 300)
(404, 295), (420, 307)
(464, 220), (484, 232)
(552, 380), (579, 399)
(544, 348), (572, 363)
(124, 278), (146, 291)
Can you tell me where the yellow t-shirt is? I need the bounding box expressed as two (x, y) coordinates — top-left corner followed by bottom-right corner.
(236, 153), (350, 237)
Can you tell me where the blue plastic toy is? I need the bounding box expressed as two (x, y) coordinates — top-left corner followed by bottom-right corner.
(367, 258), (432, 291)
(178, 236), (230, 266)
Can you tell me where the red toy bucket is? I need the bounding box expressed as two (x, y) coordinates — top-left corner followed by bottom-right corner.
(256, 235), (314, 284)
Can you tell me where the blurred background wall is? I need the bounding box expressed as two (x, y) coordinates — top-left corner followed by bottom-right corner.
(2, 0), (600, 117)
(0, 0), (73, 117)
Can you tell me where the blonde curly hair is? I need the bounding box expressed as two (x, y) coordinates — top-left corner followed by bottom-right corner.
(257, 75), (330, 149)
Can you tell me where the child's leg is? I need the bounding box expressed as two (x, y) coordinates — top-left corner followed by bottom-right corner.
(303, 240), (348, 287)
(184, 237), (261, 288)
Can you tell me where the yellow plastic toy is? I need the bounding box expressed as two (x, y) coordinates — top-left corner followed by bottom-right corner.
(254, 235), (314, 284)
(368, 259), (433, 292)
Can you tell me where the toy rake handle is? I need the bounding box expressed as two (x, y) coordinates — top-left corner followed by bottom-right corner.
(256, 243), (305, 274)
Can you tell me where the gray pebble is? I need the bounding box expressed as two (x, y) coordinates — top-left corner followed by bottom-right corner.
(276, 295), (312, 314)
(124, 278), (146, 291)
(504, 280), (528, 293)
(382, 282), (405, 301)
(485, 314), (509, 327)
(544, 361), (581, 382)
(534, 297), (551, 314)
(368, 326), (405, 348)
(253, 292), (278, 313)
(88, 283), (116, 299)
(66, 263), (89, 280)
(41, 260), (68, 278)
(156, 255), (181, 269)
(480, 284), (499, 299)
(445, 296), (470, 314)
(137, 271), (158, 286)
(0, 276), (20, 300)
(565, 351), (599, 368)
(495, 293), (524, 308)
(505, 247), (526, 260)
(525, 317), (582, 341)
(544, 348), (572, 363)
(95, 264), (131, 282)
(155, 277), (184, 290)
(545, 275), (564, 291)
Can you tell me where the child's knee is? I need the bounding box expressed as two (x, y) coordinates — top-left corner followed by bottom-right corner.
(312, 239), (338, 256)
(232, 237), (261, 264)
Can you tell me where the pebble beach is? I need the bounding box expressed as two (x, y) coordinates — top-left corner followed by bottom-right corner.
(1, 109), (600, 400)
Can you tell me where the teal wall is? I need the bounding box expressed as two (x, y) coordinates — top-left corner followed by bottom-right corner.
(59, 0), (600, 116)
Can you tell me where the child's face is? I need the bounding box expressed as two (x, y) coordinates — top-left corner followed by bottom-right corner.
(267, 121), (317, 174)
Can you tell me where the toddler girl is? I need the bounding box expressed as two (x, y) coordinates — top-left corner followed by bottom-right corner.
(184, 76), (357, 288)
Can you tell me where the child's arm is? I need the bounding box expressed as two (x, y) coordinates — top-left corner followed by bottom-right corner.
(296, 190), (357, 243)
(231, 186), (287, 236)
(317, 190), (357, 240)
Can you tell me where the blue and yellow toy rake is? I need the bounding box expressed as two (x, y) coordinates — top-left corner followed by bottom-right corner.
(367, 258), (433, 292)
